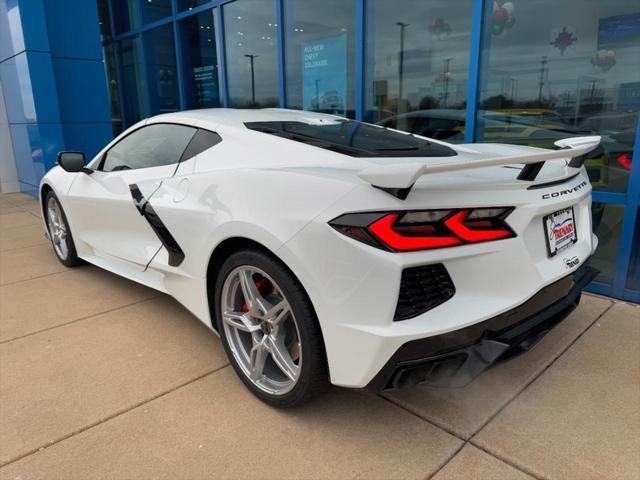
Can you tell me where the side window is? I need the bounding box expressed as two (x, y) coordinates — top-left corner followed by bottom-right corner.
(179, 129), (222, 162)
(102, 123), (196, 172)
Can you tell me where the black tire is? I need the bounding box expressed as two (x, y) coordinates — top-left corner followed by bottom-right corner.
(214, 248), (330, 408)
(44, 191), (82, 267)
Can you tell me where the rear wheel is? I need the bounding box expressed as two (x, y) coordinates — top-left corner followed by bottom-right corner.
(45, 192), (82, 267)
(215, 249), (329, 407)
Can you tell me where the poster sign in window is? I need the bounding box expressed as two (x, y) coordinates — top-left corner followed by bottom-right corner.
(302, 34), (347, 116)
(193, 65), (218, 107)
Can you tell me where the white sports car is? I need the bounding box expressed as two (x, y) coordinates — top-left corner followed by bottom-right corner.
(40, 109), (600, 407)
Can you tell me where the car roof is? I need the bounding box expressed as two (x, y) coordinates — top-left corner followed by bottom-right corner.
(148, 108), (345, 131)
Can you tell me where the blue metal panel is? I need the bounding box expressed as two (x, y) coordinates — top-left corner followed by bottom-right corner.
(9, 122), (64, 189)
(52, 57), (111, 123)
(275, 0), (286, 108)
(216, 5), (229, 107)
(354, 0), (364, 121)
(0, 0), (113, 197)
(464, 0), (487, 144)
(0, 51), (61, 124)
(584, 281), (613, 298)
(43, 0), (103, 60)
(61, 122), (113, 160)
(0, 0), (26, 61)
(623, 289), (640, 303)
(592, 190), (627, 205)
(0, 0), (50, 62)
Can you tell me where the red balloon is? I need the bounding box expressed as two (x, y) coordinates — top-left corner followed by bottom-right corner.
(493, 7), (508, 23)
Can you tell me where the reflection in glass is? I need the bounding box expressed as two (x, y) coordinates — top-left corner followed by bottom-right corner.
(140, 0), (172, 24)
(365, 0), (473, 140)
(177, 0), (211, 12)
(115, 36), (145, 127)
(111, 0), (138, 34)
(224, 0), (279, 108)
(112, 0), (172, 33)
(103, 44), (122, 135)
(284, 0), (356, 118)
(143, 24), (180, 115)
(591, 203), (625, 284)
(478, 2), (639, 193)
(179, 10), (221, 109)
(626, 211), (640, 292)
(97, 0), (111, 41)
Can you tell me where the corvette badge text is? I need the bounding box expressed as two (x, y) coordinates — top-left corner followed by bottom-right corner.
(542, 180), (588, 199)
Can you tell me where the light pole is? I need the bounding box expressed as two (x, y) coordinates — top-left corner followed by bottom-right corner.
(244, 54), (258, 107)
(442, 57), (452, 108)
(396, 22), (409, 113)
(538, 55), (548, 103)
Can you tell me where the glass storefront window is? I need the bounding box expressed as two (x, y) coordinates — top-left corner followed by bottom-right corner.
(112, 0), (172, 33)
(177, 0), (211, 13)
(284, 0), (356, 118)
(591, 203), (625, 284)
(140, 0), (172, 24)
(112, 0), (139, 34)
(223, 0), (279, 108)
(115, 36), (145, 127)
(142, 24), (180, 115)
(364, 0), (473, 141)
(626, 210), (640, 292)
(478, 2), (639, 193)
(179, 10), (221, 109)
(103, 44), (122, 135)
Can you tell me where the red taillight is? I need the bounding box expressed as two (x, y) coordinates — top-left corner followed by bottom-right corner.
(616, 153), (632, 170)
(369, 213), (462, 250)
(330, 208), (515, 252)
(444, 210), (514, 242)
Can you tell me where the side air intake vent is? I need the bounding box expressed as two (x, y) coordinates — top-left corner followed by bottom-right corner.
(394, 264), (455, 321)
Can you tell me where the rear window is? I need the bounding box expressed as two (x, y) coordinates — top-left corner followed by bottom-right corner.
(244, 120), (457, 158)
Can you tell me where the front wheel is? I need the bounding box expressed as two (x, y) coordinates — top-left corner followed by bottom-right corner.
(44, 191), (82, 267)
(215, 249), (329, 408)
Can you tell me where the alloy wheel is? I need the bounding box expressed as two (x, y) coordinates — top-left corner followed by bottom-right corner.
(46, 196), (68, 260)
(221, 266), (302, 395)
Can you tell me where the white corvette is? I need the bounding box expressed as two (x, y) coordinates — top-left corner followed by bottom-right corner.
(39, 108), (600, 407)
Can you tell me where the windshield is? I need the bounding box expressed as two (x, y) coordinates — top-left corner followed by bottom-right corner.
(244, 120), (457, 158)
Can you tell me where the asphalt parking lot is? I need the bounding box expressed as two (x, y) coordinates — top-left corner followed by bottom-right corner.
(1, 191), (639, 480)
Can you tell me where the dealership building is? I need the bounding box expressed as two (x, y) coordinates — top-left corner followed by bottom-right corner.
(0, 0), (638, 301)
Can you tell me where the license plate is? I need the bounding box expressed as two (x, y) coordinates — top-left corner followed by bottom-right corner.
(544, 207), (577, 256)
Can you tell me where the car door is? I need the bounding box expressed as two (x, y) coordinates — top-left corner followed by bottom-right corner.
(65, 122), (198, 276)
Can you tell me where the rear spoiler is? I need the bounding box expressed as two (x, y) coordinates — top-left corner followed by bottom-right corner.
(359, 136), (601, 200)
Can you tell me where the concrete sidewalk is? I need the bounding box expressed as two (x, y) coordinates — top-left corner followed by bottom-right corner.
(1, 192), (638, 480)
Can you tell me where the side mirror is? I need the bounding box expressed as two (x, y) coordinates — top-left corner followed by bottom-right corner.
(57, 151), (89, 173)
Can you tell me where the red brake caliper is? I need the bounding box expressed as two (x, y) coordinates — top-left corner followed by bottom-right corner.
(242, 276), (272, 313)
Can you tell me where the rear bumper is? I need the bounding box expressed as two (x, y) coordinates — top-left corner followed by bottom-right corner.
(367, 262), (598, 391)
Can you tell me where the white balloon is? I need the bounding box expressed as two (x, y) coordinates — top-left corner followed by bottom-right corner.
(502, 2), (515, 15)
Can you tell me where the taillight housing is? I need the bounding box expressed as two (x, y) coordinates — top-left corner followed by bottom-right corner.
(329, 207), (516, 252)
